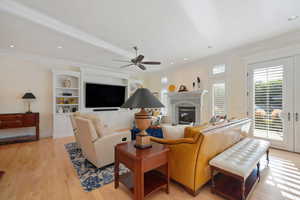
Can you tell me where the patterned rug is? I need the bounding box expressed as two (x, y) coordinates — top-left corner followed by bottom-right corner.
(64, 142), (129, 191)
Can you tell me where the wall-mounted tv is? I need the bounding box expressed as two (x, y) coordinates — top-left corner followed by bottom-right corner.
(85, 83), (126, 108)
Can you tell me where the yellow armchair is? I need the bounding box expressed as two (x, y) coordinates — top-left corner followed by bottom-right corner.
(151, 125), (207, 194)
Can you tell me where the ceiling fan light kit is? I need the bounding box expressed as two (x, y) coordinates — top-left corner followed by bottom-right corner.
(116, 46), (161, 70)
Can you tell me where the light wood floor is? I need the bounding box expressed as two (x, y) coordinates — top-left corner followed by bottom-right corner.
(1, 137), (300, 200)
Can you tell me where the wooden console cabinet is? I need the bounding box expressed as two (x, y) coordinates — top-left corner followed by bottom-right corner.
(0, 113), (39, 144)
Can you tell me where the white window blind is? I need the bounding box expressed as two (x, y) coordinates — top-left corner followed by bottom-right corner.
(212, 64), (226, 75)
(213, 82), (226, 116)
(253, 66), (283, 141)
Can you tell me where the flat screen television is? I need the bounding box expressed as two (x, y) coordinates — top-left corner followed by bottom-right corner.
(85, 83), (126, 108)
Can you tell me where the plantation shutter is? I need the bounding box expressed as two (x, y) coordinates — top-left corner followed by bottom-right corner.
(213, 82), (226, 116)
(253, 66), (283, 140)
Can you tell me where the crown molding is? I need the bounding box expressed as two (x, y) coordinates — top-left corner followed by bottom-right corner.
(0, 0), (134, 58)
(0, 48), (134, 76)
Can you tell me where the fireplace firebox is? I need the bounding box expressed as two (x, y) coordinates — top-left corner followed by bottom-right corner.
(178, 106), (196, 125)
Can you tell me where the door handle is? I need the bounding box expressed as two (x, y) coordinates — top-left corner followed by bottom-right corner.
(288, 112), (291, 121)
(296, 113), (299, 122)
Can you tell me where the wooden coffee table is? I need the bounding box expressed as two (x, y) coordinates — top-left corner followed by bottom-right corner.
(115, 141), (170, 200)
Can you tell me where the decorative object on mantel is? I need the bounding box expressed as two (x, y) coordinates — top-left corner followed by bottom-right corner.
(64, 142), (129, 191)
(178, 85), (188, 92)
(121, 88), (164, 149)
(22, 92), (36, 113)
(168, 84), (176, 92)
(197, 77), (201, 90)
(63, 78), (72, 88)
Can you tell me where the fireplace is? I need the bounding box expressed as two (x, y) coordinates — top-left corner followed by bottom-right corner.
(178, 106), (196, 124)
(167, 90), (207, 125)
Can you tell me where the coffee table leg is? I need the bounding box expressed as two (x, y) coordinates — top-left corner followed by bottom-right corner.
(114, 147), (119, 189)
(211, 167), (215, 193)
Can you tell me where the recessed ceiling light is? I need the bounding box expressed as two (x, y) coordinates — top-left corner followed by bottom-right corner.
(170, 62), (174, 65)
(57, 46), (63, 49)
(183, 58), (188, 61)
(288, 16), (299, 21)
(9, 44), (15, 48)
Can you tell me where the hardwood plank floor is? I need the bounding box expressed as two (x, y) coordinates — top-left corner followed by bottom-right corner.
(0, 137), (300, 200)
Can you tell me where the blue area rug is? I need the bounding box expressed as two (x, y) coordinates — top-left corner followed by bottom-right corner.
(64, 142), (129, 191)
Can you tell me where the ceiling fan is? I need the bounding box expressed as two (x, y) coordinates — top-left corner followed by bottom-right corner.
(114, 46), (161, 70)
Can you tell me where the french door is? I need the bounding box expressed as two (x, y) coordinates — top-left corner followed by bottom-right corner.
(248, 57), (294, 151)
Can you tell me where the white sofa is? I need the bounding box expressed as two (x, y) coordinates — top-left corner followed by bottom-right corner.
(73, 113), (131, 168)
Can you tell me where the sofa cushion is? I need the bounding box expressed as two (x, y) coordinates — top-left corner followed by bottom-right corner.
(162, 124), (189, 139)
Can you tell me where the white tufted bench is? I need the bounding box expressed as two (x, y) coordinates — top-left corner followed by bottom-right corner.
(209, 138), (270, 200)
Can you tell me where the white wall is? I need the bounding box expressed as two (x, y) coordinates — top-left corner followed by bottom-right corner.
(0, 56), (78, 138)
(140, 31), (300, 122)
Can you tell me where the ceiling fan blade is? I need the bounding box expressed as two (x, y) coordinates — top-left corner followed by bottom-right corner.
(120, 64), (134, 68)
(141, 61), (161, 65)
(136, 55), (145, 62)
(138, 64), (146, 70)
(113, 59), (131, 63)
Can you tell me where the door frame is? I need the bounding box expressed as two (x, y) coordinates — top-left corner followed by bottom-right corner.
(247, 57), (294, 151)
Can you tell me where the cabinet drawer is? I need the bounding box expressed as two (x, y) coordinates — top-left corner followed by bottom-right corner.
(0, 114), (23, 121)
(23, 115), (36, 127)
(0, 120), (23, 128)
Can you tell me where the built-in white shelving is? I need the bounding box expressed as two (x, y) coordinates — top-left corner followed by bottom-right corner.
(52, 70), (81, 138)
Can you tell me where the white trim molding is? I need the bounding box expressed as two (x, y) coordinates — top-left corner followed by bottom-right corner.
(0, 0), (134, 58)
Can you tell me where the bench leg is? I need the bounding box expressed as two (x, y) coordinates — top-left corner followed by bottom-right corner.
(211, 167), (215, 193)
(241, 180), (246, 200)
(266, 149), (270, 166)
(257, 162), (260, 182)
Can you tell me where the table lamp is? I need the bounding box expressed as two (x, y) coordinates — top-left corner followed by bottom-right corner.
(22, 92), (36, 113)
(121, 88), (164, 149)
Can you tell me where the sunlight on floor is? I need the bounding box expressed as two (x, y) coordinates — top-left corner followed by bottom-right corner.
(265, 156), (300, 200)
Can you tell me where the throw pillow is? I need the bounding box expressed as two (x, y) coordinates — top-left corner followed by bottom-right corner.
(162, 124), (189, 139)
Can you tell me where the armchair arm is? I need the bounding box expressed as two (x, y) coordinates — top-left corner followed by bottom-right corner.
(94, 131), (131, 145)
(150, 136), (195, 145)
(93, 131), (132, 167)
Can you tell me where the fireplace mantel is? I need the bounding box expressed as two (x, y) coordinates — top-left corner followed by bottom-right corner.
(167, 90), (208, 125)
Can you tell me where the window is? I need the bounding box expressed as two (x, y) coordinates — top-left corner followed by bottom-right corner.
(212, 82), (226, 116)
(212, 64), (226, 75)
(252, 65), (283, 141)
(160, 89), (168, 115)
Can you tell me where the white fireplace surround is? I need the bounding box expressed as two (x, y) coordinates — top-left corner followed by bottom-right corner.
(167, 90), (208, 125)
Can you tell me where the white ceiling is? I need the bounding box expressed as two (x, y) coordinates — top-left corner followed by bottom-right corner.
(1, 0), (300, 72)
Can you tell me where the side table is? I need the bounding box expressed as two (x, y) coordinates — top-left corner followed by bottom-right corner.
(115, 141), (170, 200)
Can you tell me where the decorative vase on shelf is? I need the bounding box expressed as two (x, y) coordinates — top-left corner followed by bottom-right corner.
(58, 106), (64, 114)
(63, 79), (72, 88)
